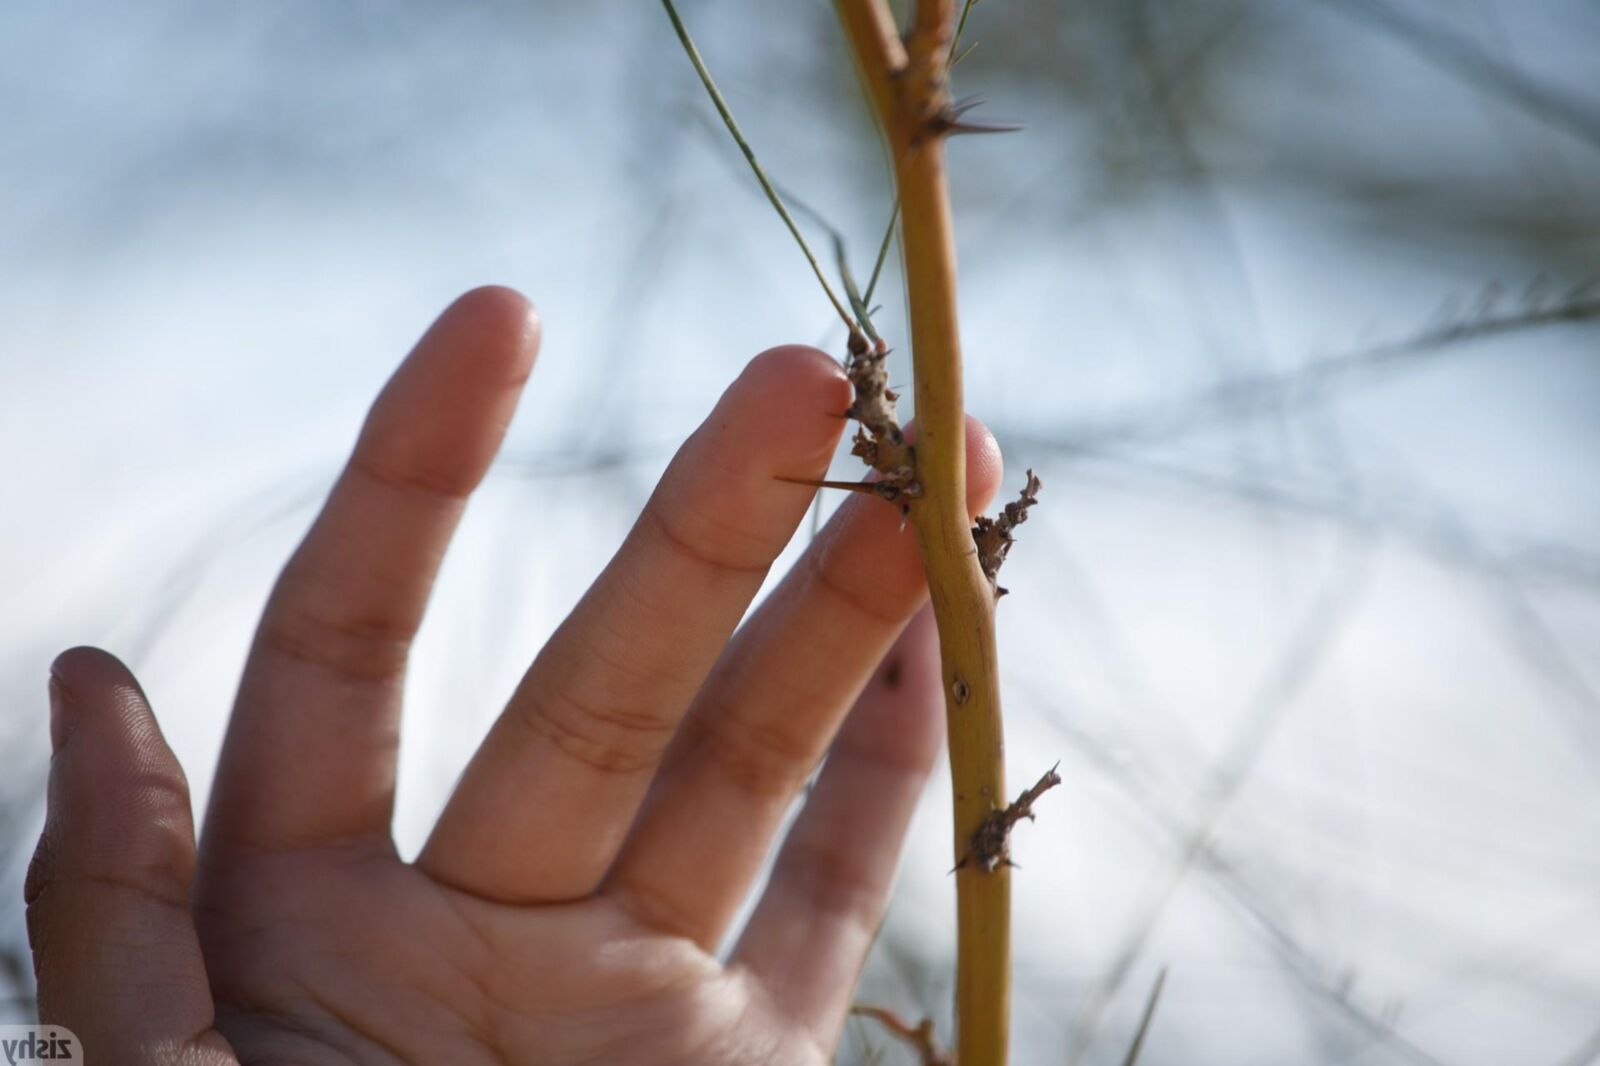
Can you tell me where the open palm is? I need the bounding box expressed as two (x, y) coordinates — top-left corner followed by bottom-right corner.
(26, 288), (1000, 1064)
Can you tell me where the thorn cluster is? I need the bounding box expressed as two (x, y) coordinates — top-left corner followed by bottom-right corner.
(972, 469), (1041, 597)
(958, 763), (1062, 874)
(844, 330), (921, 504)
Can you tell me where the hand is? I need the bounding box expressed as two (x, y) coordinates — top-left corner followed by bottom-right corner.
(26, 287), (1001, 1065)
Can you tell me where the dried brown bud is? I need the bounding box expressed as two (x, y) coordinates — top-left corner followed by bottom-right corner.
(973, 469), (1041, 595)
(842, 335), (917, 499)
(958, 763), (1062, 873)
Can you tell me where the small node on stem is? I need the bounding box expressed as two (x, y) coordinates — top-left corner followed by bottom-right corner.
(957, 762), (1062, 874)
(851, 1006), (952, 1066)
(952, 675), (971, 704)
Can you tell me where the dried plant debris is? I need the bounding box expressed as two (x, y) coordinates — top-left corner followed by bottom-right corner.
(958, 763), (1061, 873)
(844, 330), (920, 503)
(972, 469), (1041, 596)
(851, 1006), (953, 1066)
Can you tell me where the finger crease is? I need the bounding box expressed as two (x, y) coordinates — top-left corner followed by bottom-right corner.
(804, 548), (907, 628)
(828, 726), (939, 780)
(61, 868), (194, 912)
(511, 688), (673, 777)
(610, 876), (705, 944)
(773, 831), (883, 924)
(258, 601), (415, 683)
(694, 694), (823, 801)
(643, 497), (773, 581)
(350, 451), (477, 503)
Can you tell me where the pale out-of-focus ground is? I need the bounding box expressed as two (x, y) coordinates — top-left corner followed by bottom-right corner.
(3, 1), (1599, 1062)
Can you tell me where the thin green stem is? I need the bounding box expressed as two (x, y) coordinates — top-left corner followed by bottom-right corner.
(764, 177), (885, 344)
(952, 0), (981, 53)
(833, 233), (882, 346)
(862, 196), (898, 306)
(661, 0), (857, 332)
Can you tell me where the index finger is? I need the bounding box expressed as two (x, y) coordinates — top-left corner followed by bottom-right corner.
(204, 287), (539, 856)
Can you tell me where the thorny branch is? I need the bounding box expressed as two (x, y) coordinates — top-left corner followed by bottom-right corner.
(668, 1), (1057, 1058)
(833, 1), (1054, 1060)
(958, 763), (1062, 873)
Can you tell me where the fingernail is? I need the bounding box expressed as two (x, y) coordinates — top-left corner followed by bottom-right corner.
(47, 674), (68, 752)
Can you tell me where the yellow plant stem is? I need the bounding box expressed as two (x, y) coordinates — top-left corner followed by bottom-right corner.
(835, 1), (1011, 1062)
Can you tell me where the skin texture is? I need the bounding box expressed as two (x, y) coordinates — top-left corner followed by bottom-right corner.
(25, 287), (1003, 1065)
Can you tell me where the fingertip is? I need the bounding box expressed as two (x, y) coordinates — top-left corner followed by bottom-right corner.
(46, 646), (167, 756)
(449, 283), (532, 318)
(745, 342), (844, 379)
(50, 647), (130, 751)
(964, 415), (1004, 516)
(742, 344), (852, 407)
(359, 287), (541, 493)
(445, 284), (539, 337)
(49, 646), (138, 698)
(46, 659), (189, 807)
(720, 344), (853, 466)
(431, 284), (542, 380)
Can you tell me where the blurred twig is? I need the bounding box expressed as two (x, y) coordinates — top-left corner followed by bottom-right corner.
(1066, 543), (1377, 1063)
(1014, 669), (1456, 1066)
(1020, 291), (1600, 456)
(1119, 966), (1168, 1066)
(1320, 0), (1600, 153)
(1050, 451), (1600, 590)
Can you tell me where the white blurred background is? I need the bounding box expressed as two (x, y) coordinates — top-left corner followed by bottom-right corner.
(2, 1), (1598, 1062)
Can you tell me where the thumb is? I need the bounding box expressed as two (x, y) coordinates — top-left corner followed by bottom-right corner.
(26, 648), (235, 1065)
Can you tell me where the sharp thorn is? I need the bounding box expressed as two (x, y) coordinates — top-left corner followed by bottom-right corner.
(774, 475), (879, 494)
(946, 119), (1024, 136)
